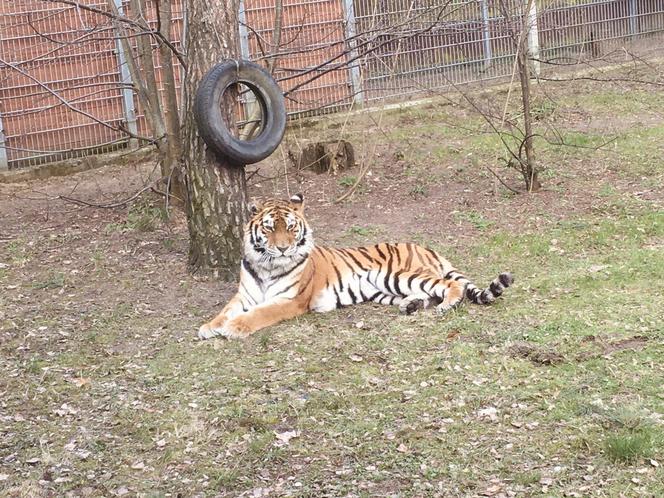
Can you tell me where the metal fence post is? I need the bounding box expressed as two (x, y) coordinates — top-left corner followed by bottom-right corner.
(629, 0), (638, 38)
(113, 0), (138, 147)
(343, 0), (364, 105)
(481, 0), (492, 69)
(238, 0), (250, 60)
(526, 0), (541, 76)
(0, 114), (8, 170)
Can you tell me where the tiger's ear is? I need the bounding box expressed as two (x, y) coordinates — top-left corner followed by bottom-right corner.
(289, 193), (304, 214)
(249, 199), (262, 215)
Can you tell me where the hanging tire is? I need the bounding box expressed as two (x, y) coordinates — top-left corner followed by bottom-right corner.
(194, 60), (286, 165)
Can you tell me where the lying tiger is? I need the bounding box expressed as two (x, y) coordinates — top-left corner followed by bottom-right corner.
(198, 194), (513, 339)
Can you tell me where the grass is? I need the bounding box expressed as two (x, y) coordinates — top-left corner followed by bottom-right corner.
(605, 430), (655, 463)
(2, 76), (664, 496)
(3, 201), (661, 496)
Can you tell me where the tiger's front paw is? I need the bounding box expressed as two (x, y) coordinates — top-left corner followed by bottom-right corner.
(222, 316), (253, 339)
(197, 318), (252, 340)
(198, 322), (227, 340)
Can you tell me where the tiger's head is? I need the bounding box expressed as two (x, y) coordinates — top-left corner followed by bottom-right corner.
(244, 193), (314, 267)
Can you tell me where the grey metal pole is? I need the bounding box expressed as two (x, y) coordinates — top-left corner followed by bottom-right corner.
(238, 0), (250, 60)
(343, 0), (364, 105)
(481, 0), (492, 70)
(628, 0), (638, 39)
(0, 114), (8, 170)
(113, 0), (138, 147)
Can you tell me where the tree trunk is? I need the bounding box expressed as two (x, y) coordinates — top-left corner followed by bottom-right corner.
(156, 0), (185, 202)
(183, 0), (248, 279)
(518, 0), (541, 193)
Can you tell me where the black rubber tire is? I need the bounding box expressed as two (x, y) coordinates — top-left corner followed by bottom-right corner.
(194, 60), (286, 165)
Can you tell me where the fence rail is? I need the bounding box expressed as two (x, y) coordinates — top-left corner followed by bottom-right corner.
(1, 0), (663, 169)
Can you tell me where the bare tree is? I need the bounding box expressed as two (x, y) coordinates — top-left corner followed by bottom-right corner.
(181, 0), (249, 279)
(107, 0), (185, 201)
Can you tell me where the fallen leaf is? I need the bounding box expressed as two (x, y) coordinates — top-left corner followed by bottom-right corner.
(396, 443), (409, 453)
(156, 439), (167, 448)
(650, 459), (659, 467)
(72, 377), (91, 388)
(446, 330), (461, 341)
(476, 406), (499, 422)
(26, 457), (40, 465)
(480, 484), (503, 496)
(349, 354), (363, 362)
(130, 461), (145, 470)
(274, 430), (299, 446)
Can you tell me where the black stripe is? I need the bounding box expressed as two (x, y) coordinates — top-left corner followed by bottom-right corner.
(444, 270), (456, 279)
(242, 258), (262, 284)
(405, 244), (414, 268)
(383, 257), (394, 294)
(296, 271), (314, 298)
(374, 244), (387, 260)
(454, 274), (465, 281)
(347, 286), (357, 304)
(333, 285), (342, 308)
(422, 251), (438, 268)
(368, 291), (382, 301)
(419, 278), (430, 292)
(359, 288), (368, 301)
(332, 264), (345, 292)
(499, 273), (512, 287)
(425, 279), (439, 293)
(407, 273), (418, 291)
(393, 270), (404, 296)
(276, 280), (299, 296)
(271, 256), (308, 280)
(357, 247), (378, 263)
(394, 245), (402, 265)
(240, 282), (258, 305)
(334, 249), (362, 273)
(297, 225), (308, 246)
(340, 249), (370, 272)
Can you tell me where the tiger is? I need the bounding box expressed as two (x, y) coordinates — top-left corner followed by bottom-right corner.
(198, 194), (513, 340)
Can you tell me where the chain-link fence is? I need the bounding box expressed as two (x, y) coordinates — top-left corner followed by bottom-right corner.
(1, 0), (663, 169)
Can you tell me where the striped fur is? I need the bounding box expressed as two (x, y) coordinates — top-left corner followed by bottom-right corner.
(198, 194), (513, 339)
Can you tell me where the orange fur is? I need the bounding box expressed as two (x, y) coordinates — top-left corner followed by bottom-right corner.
(198, 195), (513, 340)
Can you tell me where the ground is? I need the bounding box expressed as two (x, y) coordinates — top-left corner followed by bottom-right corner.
(1, 67), (663, 497)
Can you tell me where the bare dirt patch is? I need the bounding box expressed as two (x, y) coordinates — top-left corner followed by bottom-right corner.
(508, 340), (565, 366)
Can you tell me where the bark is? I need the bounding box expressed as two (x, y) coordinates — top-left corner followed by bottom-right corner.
(130, 0), (166, 140)
(517, 0), (541, 193)
(156, 0), (185, 201)
(183, 0), (248, 279)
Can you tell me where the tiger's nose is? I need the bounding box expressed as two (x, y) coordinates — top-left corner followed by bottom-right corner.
(276, 245), (289, 254)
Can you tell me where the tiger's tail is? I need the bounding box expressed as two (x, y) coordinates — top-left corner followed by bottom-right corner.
(463, 272), (514, 305)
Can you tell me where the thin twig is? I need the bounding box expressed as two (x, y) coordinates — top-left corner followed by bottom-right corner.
(485, 165), (520, 194)
(58, 183), (156, 209)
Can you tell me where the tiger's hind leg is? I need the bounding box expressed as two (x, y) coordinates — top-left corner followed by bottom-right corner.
(435, 279), (466, 315)
(398, 293), (442, 315)
(367, 291), (402, 307)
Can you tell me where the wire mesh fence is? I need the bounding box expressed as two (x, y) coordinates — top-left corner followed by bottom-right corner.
(1, 0), (663, 169)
